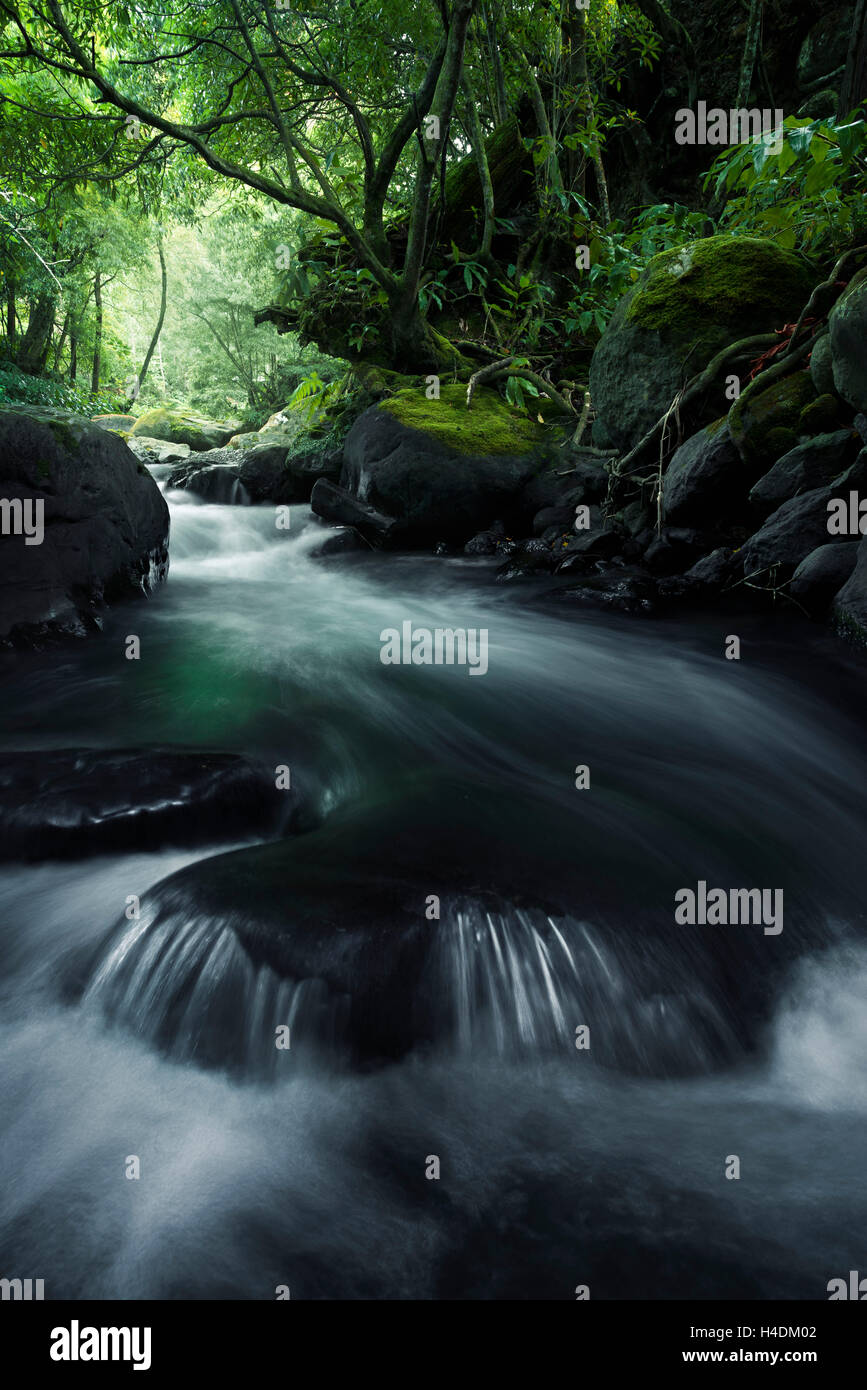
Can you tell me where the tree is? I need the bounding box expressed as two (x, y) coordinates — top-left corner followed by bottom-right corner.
(123, 234), (166, 410)
(0, 0), (483, 369)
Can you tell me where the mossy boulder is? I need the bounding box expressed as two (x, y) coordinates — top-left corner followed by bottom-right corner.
(130, 408), (241, 452)
(334, 384), (554, 543)
(92, 413), (137, 434)
(800, 392), (844, 434)
(808, 333), (836, 397)
(590, 237), (814, 454)
(379, 384), (548, 456)
(829, 267), (867, 413)
(728, 370), (817, 467)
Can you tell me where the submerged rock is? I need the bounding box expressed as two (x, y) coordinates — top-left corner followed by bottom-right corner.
(0, 748), (302, 858)
(72, 783), (833, 1078)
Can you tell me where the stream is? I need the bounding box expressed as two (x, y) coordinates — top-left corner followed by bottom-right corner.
(1, 473), (866, 1299)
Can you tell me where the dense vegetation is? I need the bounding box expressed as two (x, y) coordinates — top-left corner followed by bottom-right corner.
(0, 1), (865, 430)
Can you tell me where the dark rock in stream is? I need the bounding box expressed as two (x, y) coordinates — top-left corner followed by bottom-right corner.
(0, 748), (306, 859)
(0, 406), (169, 648)
(73, 783), (837, 1077)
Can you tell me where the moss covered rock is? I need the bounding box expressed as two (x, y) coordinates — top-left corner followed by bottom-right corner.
(379, 384), (548, 456)
(728, 370), (817, 467)
(335, 384), (555, 543)
(829, 266), (867, 413)
(130, 408), (241, 452)
(590, 236), (814, 454)
(92, 413), (137, 434)
(800, 393), (844, 434)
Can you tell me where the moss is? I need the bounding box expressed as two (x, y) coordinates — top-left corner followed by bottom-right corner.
(51, 424), (83, 454)
(764, 426), (799, 458)
(729, 370), (817, 465)
(799, 394), (843, 434)
(131, 407), (223, 449)
(705, 415), (728, 438)
(350, 365), (420, 396)
(380, 383), (549, 456)
(626, 236), (813, 354)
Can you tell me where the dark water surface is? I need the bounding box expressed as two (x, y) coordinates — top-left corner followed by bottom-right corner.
(1, 479), (866, 1299)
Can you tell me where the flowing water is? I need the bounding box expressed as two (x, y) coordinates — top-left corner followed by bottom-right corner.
(1, 475), (866, 1299)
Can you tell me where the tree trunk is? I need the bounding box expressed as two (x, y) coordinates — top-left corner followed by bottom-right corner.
(123, 238), (167, 410)
(394, 0), (477, 366)
(17, 293), (56, 374)
(5, 280), (15, 350)
(53, 311), (70, 370)
(462, 74), (496, 262)
(839, 0), (867, 118)
(91, 270), (102, 393)
(69, 332), (78, 383)
(735, 0), (763, 109)
(482, 0), (508, 124)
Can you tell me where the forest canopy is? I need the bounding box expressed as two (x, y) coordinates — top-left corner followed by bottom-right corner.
(0, 1), (864, 423)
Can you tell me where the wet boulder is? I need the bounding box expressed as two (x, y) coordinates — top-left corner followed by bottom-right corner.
(832, 536), (867, 641)
(338, 384), (552, 544)
(0, 748), (301, 859)
(790, 542), (858, 611)
(311, 478), (402, 546)
(129, 435), (191, 465)
(0, 405), (168, 647)
(808, 334), (836, 397)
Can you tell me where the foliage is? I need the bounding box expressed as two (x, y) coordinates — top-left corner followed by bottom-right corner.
(0, 360), (121, 413)
(704, 115), (867, 253)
